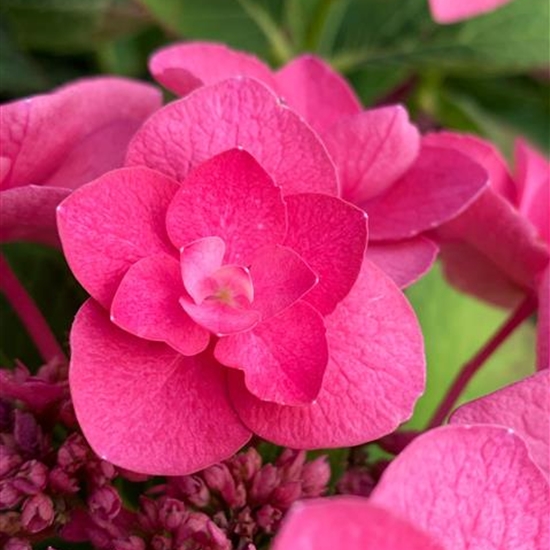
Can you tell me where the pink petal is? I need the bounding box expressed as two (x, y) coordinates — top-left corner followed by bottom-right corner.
(126, 77), (338, 196)
(515, 139), (549, 245)
(273, 497), (443, 550)
(436, 189), (549, 294)
(451, 371), (549, 478)
(57, 167), (179, 308)
(250, 245), (318, 319)
(275, 55), (362, 135)
(69, 300), (251, 475)
(324, 106), (420, 203)
(424, 131), (516, 201)
(228, 260), (425, 447)
(371, 425), (549, 550)
(283, 193), (367, 314)
(1, 77), (161, 190)
(180, 296), (260, 336)
(429, 0), (516, 23)
(149, 41), (278, 97)
(366, 237), (439, 289)
(110, 253), (210, 356)
(216, 300), (328, 406)
(166, 149), (286, 264)
(0, 185), (70, 246)
(364, 145), (488, 240)
(538, 266), (550, 370)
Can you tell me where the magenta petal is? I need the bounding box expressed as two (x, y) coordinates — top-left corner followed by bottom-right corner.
(110, 253), (209, 356)
(451, 371), (549, 478)
(324, 106), (420, 203)
(371, 425), (549, 550)
(283, 193), (367, 314)
(228, 260), (425, 447)
(364, 145), (488, 240)
(366, 237), (439, 289)
(216, 301), (328, 406)
(250, 245), (318, 319)
(69, 300), (251, 475)
(429, 0), (516, 23)
(275, 55), (362, 135)
(1, 77), (161, 190)
(166, 149), (286, 263)
(57, 167), (179, 307)
(149, 41), (278, 96)
(273, 497), (443, 550)
(126, 78), (338, 195)
(0, 185), (70, 246)
(538, 266), (549, 370)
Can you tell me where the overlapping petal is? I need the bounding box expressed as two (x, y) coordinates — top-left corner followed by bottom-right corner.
(166, 149), (287, 263)
(126, 78), (338, 196)
(228, 260), (425, 447)
(57, 167), (179, 307)
(216, 301), (328, 406)
(273, 497), (443, 550)
(70, 300), (252, 475)
(538, 266), (550, 370)
(371, 425), (550, 550)
(451, 371), (549, 477)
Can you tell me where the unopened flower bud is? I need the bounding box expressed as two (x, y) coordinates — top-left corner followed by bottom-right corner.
(13, 411), (41, 457)
(57, 434), (88, 472)
(5, 538), (32, 550)
(174, 475), (210, 507)
(301, 456), (330, 497)
(20, 493), (55, 533)
(249, 464), (281, 503)
(13, 460), (48, 495)
(203, 463), (245, 508)
(138, 496), (159, 531)
(158, 497), (187, 531)
(0, 479), (23, 509)
(255, 504), (283, 533)
(113, 536), (147, 550)
(151, 534), (172, 550)
(49, 466), (79, 494)
(0, 445), (22, 477)
(271, 481), (302, 509)
(229, 447), (262, 482)
(88, 485), (122, 522)
(277, 449), (306, 481)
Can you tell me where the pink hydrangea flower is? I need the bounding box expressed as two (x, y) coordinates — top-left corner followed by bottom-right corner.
(147, 42), (489, 288)
(273, 425), (550, 549)
(57, 77), (426, 475)
(428, 0), (516, 24)
(0, 77), (161, 246)
(426, 132), (549, 368)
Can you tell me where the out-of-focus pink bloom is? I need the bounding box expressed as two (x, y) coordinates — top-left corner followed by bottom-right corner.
(273, 425), (549, 549)
(147, 42), (489, 288)
(426, 133), (549, 368)
(0, 77), (161, 246)
(428, 0), (516, 24)
(58, 77), (426, 475)
(451, 370), (549, 478)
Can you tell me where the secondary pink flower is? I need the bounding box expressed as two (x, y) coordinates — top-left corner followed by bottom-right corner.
(148, 42), (489, 288)
(428, 0), (516, 24)
(0, 77), (161, 246)
(426, 132), (549, 368)
(58, 77), (426, 475)
(273, 425), (549, 549)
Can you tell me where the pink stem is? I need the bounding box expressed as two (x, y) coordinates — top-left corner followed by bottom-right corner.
(428, 293), (537, 428)
(0, 253), (65, 363)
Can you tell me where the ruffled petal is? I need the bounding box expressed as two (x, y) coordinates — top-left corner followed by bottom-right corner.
(228, 260), (425, 447)
(275, 55), (362, 135)
(149, 41), (278, 96)
(69, 300), (251, 475)
(216, 300), (328, 406)
(273, 497), (443, 550)
(451, 371), (549, 478)
(283, 193), (367, 314)
(57, 167), (179, 307)
(110, 253), (210, 356)
(324, 106), (420, 203)
(371, 425), (550, 550)
(366, 237), (439, 289)
(166, 149), (286, 264)
(0, 185), (70, 246)
(364, 145), (488, 240)
(126, 78), (338, 196)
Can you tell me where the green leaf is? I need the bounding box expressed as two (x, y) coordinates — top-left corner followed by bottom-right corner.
(405, 263), (536, 429)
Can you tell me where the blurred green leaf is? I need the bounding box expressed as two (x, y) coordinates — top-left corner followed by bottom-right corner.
(404, 263), (536, 429)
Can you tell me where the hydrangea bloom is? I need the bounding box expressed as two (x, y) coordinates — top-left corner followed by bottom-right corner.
(428, 0), (516, 24)
(426, 133), (549, 368)
(57, 77), (426, 475)
(148, 42), (489, 288)
(0, 78), (161, 246)
(273, 425), (550, 549)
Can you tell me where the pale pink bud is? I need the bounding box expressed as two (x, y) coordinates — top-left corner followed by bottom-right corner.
(88, 486), (122, 522)
(0, 480), (23, 509)
(20, 493), (54, 533)
(0, 445), (22, 477)
(250, 464), (282, 503)
(57, 433), (88, 472)
(174, 475), (210, 507)
(255, 504), (283, 533)
(113, 536), (147, 550)
(271, 481), (302, 509)
(158, 497), (187, 531)
(277, 449), (306, 481)
(203, 463), (245, 508)
(301, 455), (330, 497)
(49, 466), (79, 494)
(229, 447), (262, 482)
(13, 460), (48, 494)
(138, 496), (159, 531)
